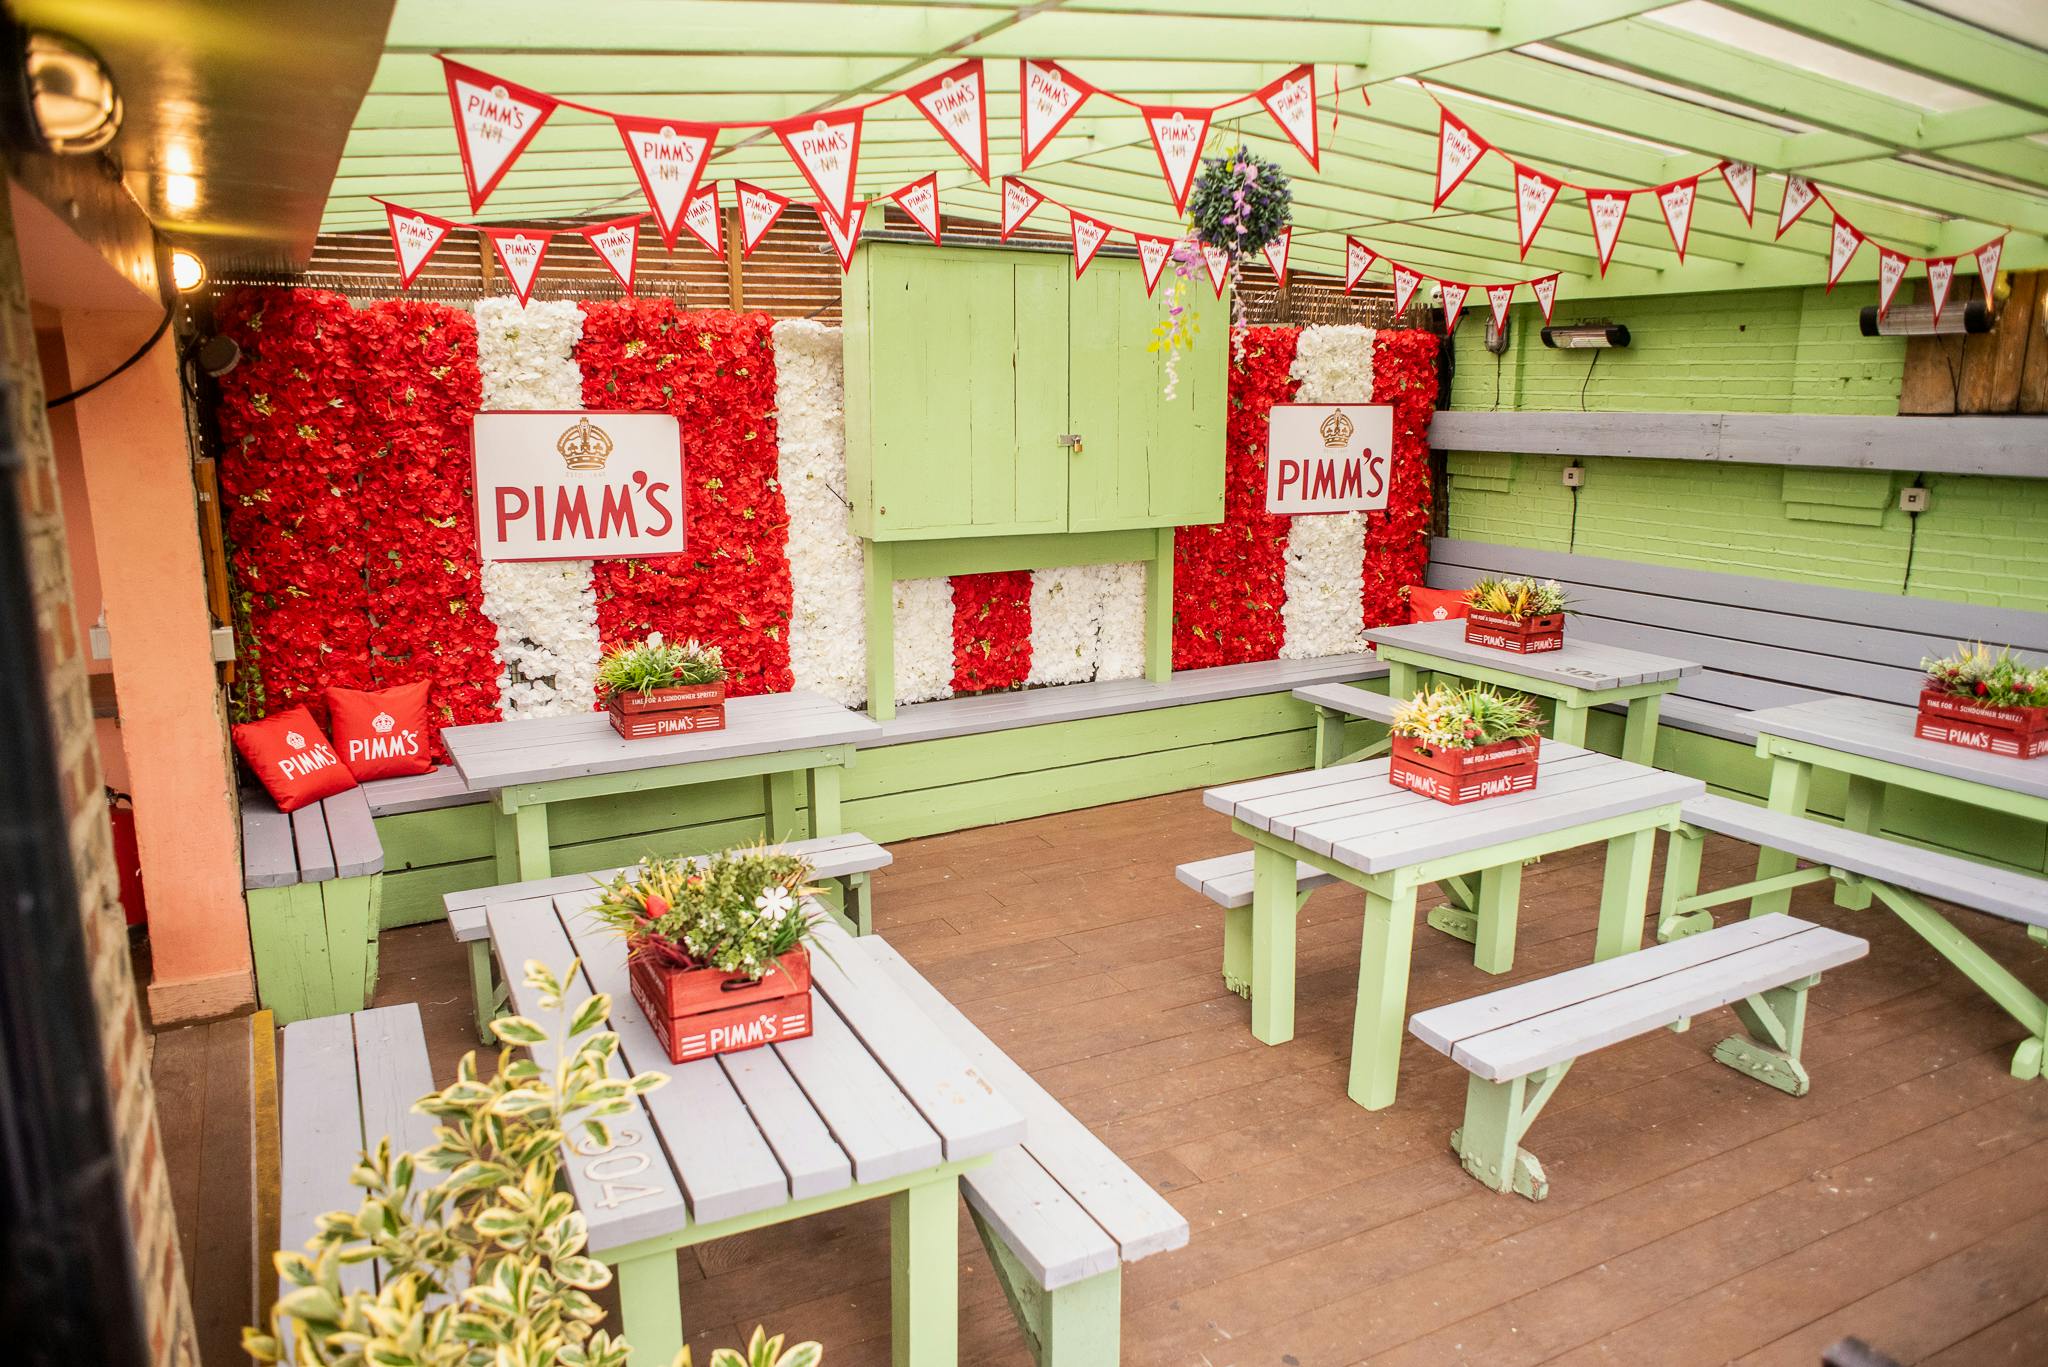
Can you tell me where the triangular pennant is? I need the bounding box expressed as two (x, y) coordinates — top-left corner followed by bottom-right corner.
(1825, 216), (1863, 291)
(1133, 233), (1174, 296)
(736, 181), (790, 258)
(1486, 283), (1516, 334)
(1201, 243), (1231, 298)
(381, 202), (454, 289)
(1775, 174), (1817, 239)
(889, 173), (942, 245)
(1392, 264), (1423, 317)
(439, 58), (558, 213)
(1143, 106), (1213, 214)
(1262, 227), (1292, 286)
(1876, 248), (1910, 320)
(1532, 273), (1559, 325)
(906, 59), (990, 182)
(817, 200), (866, 272)
(1433, 107), (1488, 209)
(1926, 256), (1957, 327)
(1585, 189), (1632, 276)
(1976, 236), (2005, 305)
(681, 182), (723, 258)
(1344, 237), (1376, 294)
(774, 108), (864, 225)
(1000, 176), (1045, 241)
(1656, 177), (1698, 262)
(1719, 160), (1756, 225)
(1070, 212), (1111, 278)
(613, 115), (716, 249)
(1439, 280), (1470, 334)
(1019, 60), (1094, 169)
(1255, 64), (1319, 170)
(578, 215), (643, 296)
(483, 228), (551, 307)
(1514, 165), (1561, 258)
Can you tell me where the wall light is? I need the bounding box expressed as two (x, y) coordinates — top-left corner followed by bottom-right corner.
(1859, 300), (1991, 338)
(20, 29), (120, 154)
(1541, 323), (1630, 349)
(170, 249), (204, 292)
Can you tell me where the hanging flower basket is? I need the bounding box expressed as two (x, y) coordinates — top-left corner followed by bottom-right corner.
(1188, 146), (1292, 263)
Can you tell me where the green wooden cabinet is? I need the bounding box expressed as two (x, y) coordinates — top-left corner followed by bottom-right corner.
(844, 242), (1226, 542)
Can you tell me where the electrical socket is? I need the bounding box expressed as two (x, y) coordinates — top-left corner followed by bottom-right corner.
(1900, 486), (1930, 513)
(1561, 465), (1585, 489)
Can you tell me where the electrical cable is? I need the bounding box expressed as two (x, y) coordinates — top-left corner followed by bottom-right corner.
(43, 302), (173, 408)
(1579, 347), (1600, 411)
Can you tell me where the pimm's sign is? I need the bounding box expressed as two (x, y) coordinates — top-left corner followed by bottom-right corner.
(1265, 403), (1395, 515)
(473, 411), (686, 561)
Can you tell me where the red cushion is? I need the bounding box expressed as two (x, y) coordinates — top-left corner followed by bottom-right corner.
(1407, 586), (1470, 624)
(325, 681), (435, 781)
(232, 707), (356, 813)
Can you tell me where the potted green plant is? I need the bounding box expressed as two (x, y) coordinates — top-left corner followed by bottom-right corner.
(1917, 642), (2048, 759)
(1388, 684), (1543, 804)
(591, 845), (824, 1064)
(597, 633), (728, 738)
(1462, 576), (1569, 654)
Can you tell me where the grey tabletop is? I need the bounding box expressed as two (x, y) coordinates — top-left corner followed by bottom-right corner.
(442, 690), (883, 792)
(1749, 695), (2048, 803)
(487, 899), (1023, 1255)
(1206, 742), (1703, 876)
(1361, 619), (1702, 692)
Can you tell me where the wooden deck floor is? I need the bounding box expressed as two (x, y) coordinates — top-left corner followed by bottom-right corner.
(161, 788), (2048, 1365)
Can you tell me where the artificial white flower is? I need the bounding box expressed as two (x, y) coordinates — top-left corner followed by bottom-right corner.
(1280, 325), (1376, 660)
(772, 319), (869, 708)
(893, 577), (955, 705)
(1026, 562), (1149, 685)
(754, 886), (796, 922)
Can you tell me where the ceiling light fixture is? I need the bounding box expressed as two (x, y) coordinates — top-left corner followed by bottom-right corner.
(18, 29), (120, 154)
(170, 249), (204, 292)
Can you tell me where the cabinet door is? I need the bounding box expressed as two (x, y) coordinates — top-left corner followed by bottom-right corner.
(849, 244), (1069, 541)
(1066, 258), (1227, 532)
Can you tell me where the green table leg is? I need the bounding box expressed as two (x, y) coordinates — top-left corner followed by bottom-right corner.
(498, 801), (552, 881)
(1835, 774), (1885, 910)
(1619, 693), (1664, 767)
(1347, 883), (1420, 1111)
(1472, 860), (1523, 975)
(1250, 843), (1299, 1044)
(809, 762), (843, 838)
(1751, 756), (1813, 919)
(614, 1251), (683, 1366)
(1387, 658), (1421, 701)
(1550, 702), (1589, 748)
(1594, 826), (1658, 960)
(763, 769), (801, 842)
(891, 1173), (959, 1367)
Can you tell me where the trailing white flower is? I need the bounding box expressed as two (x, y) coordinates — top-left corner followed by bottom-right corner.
(1094, 561), (1148, 681)
(892, 577), (955, 705)
(1279, 325), (1376, 660)
(1026, 562), (1149, 686)
(771, 319), (867, 709)
(474, 298), (601, 716)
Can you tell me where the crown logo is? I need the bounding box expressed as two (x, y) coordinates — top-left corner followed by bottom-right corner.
(371, 712), (396, 735)
(557, 417), (614, 471)
(1319, 410), (1355, 448)
(284, 730), (306, 749)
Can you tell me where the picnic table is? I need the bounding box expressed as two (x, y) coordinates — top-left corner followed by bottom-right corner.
(442, 691), (883, 882)
(485, 897), (1023, 1366)
(1360, 619), (1702, 765)
(1204, 743), (1702, 1111)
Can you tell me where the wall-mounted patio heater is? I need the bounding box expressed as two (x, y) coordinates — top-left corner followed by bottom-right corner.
(1859, 300), (1991, 337)
(1540, 323), (1629, 349)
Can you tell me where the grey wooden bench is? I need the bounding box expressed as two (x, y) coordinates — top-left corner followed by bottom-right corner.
(1663, 793), (2048, 1080)
(864, 937), (1187, 1366)
(1291, 681), (1400, 768)
(445, 830), (893, 1041)
(243, 785), (385, 1025)
(1175, 851), (1337, 999)
(1411, 916), (1867, 1200)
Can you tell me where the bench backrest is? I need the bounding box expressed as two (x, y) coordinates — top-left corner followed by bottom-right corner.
(242, 786), (384, 890)
(1426, 538), (2048, 716)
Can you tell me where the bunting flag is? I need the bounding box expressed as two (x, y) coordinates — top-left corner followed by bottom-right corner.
(1020, 60), (1094, 168)
(736, 181), (790, 258)
(614, 115), (716, 249)
(1255, 64), (1319, 169)
(1926, 256), (1957, 327)
(578, 215), (643, 295)
(1532, 273), (1559, 325)
(681, 182), (723, 258)
(818, 200), (867, 272)
(1438, 280), (1470, 333)
(774, 109), (864, 224)
(1134, 233), (1174, 296)
(1776, 174), (1817, 239)
(1656, 177), (1698, 262)
(381, 202), (455, 288)
(906, 59), (990, 181)
(1719, 160), (1756, 225)
(439, 58), (558, 213)
(1143, 106), (1213, 213)
(1585, 189), (1632, 276)
(1976, 237), (2005, 304)
(890, 173), (942, 245)
(1392, 264), (1423, 317)
(1000, 176), (1046, 240)
(1876, 247), (1910, 319)
(1486, 282), (1516, 334)
(483, 227), (552, 306)
(1201, 243), (1231, 298)
(1434, 107), (1487, 208)
(1825, 215), (1864, 291)
(1344, 237), (1376, 294)
(1514, 165), (1561, 258)
(1070, 211), (1112, 277)
(1263, 226), (1291, 286)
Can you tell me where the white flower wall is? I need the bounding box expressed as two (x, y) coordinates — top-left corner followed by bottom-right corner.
(1280, 325), (1377, 660)
(772, 319), (867, 708)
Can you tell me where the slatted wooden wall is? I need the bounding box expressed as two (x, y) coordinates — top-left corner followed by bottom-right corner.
(1901, 270), (2048, 415)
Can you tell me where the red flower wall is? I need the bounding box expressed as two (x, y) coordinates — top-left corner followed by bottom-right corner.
(1364, 328), (1440, 629)
(951, 571), (1034, 693)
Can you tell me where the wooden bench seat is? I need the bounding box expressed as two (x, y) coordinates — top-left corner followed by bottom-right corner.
(1411, 917), (1867, 1199)
(242, 786), (385, 1025)
(1176, 851), (1336, 999)
(864, 937), (1187, 1365)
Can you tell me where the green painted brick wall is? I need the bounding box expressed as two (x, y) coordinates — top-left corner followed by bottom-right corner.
(1443, 284), (2048, 608)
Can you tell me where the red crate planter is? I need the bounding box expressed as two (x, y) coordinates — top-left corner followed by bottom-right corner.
(1914, 690), (2048, 760)
(628, 945), (813, 1063)
(612, 681), (726, 714)
(1464, 609), (1565, 655)
(606, 681), (727, 739)
(1389, 733), (1541, 805)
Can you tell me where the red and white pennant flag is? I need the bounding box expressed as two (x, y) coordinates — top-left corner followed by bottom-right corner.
(1514, 165), (1560, 258)
(1926, 256), (1957, 327)
(381, 202), (456, 288)
(1656, 177), (1697, 262)
(1344, 237), (1376, 294)
(483, 227), (551, 306)
(1000, 177), (1045, 240)
(1020, 60), (1093, 169)
(818, 200), (867, 272)
(1438, 280), (1470, 333)
(1776, 174), (1817, 238)
(681, 183), (722, 258)
(1876, 247), (1910, 319)
(1976, 237), (2005, 304)
(1391, 264), (1423, 317)
(1133, 233), (1174, 296)
(614, 115), (715, 250)
(1825, 215), (1863, 291)
(1201, 243), (1230, 299)
(1255, 65), (1319, 170)
(775, 110), (864, 225)
(439, 58), (557, 213)
(1532, 273), (1559, 325)
(578, 215), (643, 295)
(1719, 160), (1756, 225)
(907, 59), (990, 181)
(1263, 227), (1291, 286)
(1144, 106), (1213, 213)
(1070, 211), (1111, 277)
(890, 173), (942, 245)
(1585, 189), (1632, 276)
(1486, 283), (1516, 334)
(736, 181), (789, 258)
(1434, 108), (1488, 209)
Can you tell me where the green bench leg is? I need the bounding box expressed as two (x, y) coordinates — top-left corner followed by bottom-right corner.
(971, 1208), (1122, 1367)
(1312, 705), (1346, 769)
(1834, 775), (1885, 910)
(845, 870), (873, 936)
(1657, 825), (1710, 943)
(1427, 863), (1520, 974)
(1870, 883), (2048, 1081)
(1750, 756), (1812, 919)
(1222, 904), (1251, 1000)
(1450, 1061), (1571, 1201)
(466, 939), (504, 1044)
(891, 1174), (959, 1367)
(248, 875), (382, 1027)
(1249, 844), (1300, 1043)
(1594, 826), (1658, 961)
(614, 1251), (684, 1367)
(1347, 884), (1421, 1111)
(1715, 974), (1819, 1096)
